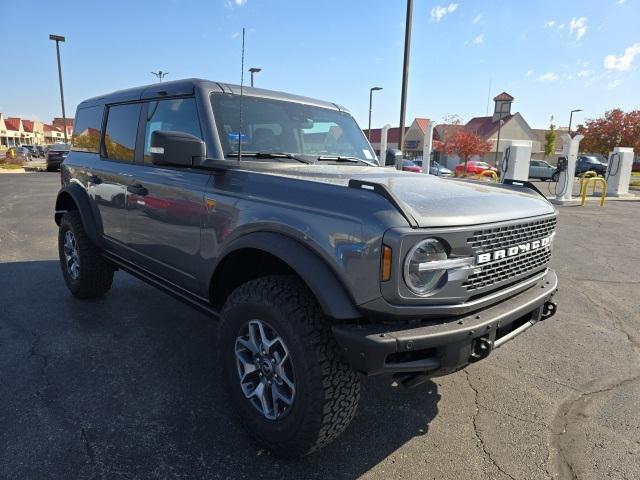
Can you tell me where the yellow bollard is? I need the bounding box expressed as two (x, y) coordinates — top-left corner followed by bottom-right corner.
(477, 170), (498, 182)
(580, 177), (606, 207)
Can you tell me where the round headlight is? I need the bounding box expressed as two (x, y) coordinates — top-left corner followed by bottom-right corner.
(403, 239), (448, 295)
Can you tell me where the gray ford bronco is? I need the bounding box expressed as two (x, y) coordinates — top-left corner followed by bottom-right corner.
(55, 78), (558, 457)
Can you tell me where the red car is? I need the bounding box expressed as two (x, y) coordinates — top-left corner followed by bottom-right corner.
(454, 160), (498, 177)
(401, 159), (422, 173)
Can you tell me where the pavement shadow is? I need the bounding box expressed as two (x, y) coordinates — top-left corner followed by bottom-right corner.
(0, 260), (441, 480)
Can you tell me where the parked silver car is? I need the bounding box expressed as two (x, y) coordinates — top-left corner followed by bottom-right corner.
(529, 160), (557, 181)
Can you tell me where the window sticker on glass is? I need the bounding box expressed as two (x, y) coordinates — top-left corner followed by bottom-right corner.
(362, 149), (373, 160)
(228, 133), (248, 143)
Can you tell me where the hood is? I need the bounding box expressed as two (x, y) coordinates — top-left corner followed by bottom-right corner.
(244, 164), (556, 228)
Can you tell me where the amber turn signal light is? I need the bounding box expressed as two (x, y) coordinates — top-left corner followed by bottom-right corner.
(381, 245), (392, 281)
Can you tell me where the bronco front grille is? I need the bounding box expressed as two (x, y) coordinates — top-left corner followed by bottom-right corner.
(462, 216), (556, 291)
(467, 216), (557, 254)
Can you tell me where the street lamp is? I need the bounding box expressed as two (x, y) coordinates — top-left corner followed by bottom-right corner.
(367, 87), (383, 141)
(151, 71), (168, 82)
(49, 34), (68, 143)
(568, 108), (582, 137)
(494, 118), (505, 167)
(249, 67), (261, 87)
(397, 0), (414, 169)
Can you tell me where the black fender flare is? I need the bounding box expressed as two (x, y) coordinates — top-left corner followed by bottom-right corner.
(54, 183), (103, 248)
(214, 232), (361, 320)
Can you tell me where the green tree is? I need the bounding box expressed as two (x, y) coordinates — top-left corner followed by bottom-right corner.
(544, 116), (556, 158)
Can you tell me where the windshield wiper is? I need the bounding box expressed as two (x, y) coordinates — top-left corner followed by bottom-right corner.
(316, 155), (377, 167)
(226, 151), (311, 164)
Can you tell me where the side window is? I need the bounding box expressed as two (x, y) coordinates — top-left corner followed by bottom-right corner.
(103, 103), (141, 162)
(143, 98), (201, 163)
(71, 105), (103, 153)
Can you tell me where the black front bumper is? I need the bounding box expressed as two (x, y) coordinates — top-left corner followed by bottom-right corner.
(332, 270), (558, 377)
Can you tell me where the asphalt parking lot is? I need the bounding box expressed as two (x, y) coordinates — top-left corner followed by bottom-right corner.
(1, 173), (639, 480)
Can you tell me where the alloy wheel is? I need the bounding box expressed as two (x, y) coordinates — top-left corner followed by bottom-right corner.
(63, 230), (80, 279)
(234, 319), (296, 420)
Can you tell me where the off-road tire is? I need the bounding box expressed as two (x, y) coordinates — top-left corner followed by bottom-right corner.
(58, 211), (114, 299)
(218, 275), (360, 458)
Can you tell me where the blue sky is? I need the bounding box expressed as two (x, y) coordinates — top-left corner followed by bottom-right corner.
(3, 0), (639, 130)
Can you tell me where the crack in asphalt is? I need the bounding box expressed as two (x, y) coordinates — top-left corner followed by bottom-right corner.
(549, 285), (640, 479)
(27, 331), (50, 395)
(464, 370), (517, 480)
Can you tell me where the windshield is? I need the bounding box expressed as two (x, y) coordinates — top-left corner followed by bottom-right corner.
(211, 93), (377, 165)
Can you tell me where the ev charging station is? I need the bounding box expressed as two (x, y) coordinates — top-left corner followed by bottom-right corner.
(551, 134), (583, 205)
(606, 147), (635, 197)
(500, 140), (532, 182)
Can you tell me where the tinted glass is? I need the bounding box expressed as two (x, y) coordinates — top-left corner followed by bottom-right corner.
(72, 105), (103, 153)
(104, 103), (141, 162)
(143, 97), (202, 163)
(211, 93), (376, 163)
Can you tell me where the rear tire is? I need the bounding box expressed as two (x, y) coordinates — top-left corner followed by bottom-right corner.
(58, 211), (114, 299)
(218, 275), (360, 458)
(551, 172), (560, 182)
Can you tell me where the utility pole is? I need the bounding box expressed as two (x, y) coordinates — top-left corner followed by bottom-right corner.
(151, 71), (168, 82)
(397, 0), (413, 169)
(367, 87), (383, 141)
(249, 67), (261, 87)
(49, 34), (68, 143)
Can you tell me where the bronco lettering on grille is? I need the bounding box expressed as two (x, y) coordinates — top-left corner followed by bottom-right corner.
(476, 236), (551, 265)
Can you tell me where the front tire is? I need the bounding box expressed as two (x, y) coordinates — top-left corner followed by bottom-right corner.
(218, 275), (360, 458)
(58, 211), (114, 299)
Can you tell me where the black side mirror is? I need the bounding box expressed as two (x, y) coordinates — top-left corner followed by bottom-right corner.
(150, 130), (205, 167)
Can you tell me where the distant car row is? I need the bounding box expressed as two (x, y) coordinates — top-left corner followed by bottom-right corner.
(400, 155), (615, 181)
(2, 143), (70, 170)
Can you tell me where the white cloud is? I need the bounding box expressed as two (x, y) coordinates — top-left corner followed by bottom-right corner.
(231, 31), (241, 39)
(569, 17), (587, 40)
(536, 72), (558, 82)
(224, 0), (246, 8)
(431, 3), (458, 22)
(472, 14), (482, 24)
(544, 20), (556, 28)
(608, 79), (622, 89)
(577, 70), (592, 77)
(525, 69), (534, 77)
(604, 42), (640, 71)
(618, 0), (625, 4)
(472, 34), (484, 45)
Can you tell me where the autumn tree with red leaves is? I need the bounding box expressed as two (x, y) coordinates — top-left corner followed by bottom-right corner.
(576, 109), (640, 155)
(434, 129), (493, 176)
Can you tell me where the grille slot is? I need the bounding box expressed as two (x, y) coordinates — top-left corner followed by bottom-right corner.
(463, 216), (556, 291)
(467, 217), (556, 254)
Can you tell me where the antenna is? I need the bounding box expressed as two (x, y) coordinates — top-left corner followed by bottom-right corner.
(237, 27), (245, 164)
(485, 77), (492, 116)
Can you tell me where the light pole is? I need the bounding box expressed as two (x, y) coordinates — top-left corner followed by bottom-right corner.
(49, 34), (68, 143)
(249, 67), (261, 87)
(367, 87), (383, 141)
(494, 118), (504, 166)
(151, 71), (168, 82)
(568, 108), (582, 137)
(397, 0), (414, 169)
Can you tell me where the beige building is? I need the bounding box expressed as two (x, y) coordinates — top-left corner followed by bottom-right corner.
(0, 113), (67, 149)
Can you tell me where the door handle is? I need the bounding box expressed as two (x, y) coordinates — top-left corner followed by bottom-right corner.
(127, 183), (148, 196)
(88, 175), (102, 185)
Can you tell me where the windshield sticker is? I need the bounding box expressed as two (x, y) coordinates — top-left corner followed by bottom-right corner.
(228, 133), (248, 143)
(363, 149), (373, 160)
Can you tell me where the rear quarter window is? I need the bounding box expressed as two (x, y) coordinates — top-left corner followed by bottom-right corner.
(71, 105), (104, 153)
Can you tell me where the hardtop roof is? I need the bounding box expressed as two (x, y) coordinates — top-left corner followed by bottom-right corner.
(76, 78), (347, 112)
